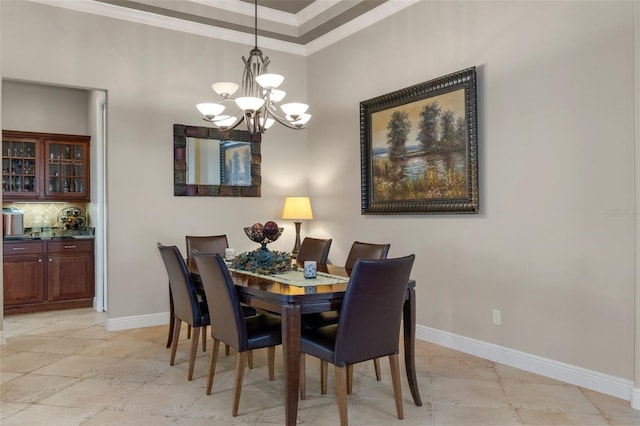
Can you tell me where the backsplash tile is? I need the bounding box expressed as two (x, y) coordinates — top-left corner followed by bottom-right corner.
(2, 202), (89, 228)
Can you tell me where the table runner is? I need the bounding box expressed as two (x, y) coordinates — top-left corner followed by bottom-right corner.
(228, 266), (348, 288)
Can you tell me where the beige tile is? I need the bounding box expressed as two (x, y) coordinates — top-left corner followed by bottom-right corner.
(90, 357), (170, 384)
(581, 388), (640, 420)
(1, 373), (79, 403)
(31, 354), (117, 378)
(432, 376), (510, 408)
(504, 382), (600, 414)
(433, 403), (522, 425)
(517, 407), (608, 425)
(430, 356), (500, 382)
(0, 401), (30, 419)
(2, 308), (635, 426)
(119, 382), (207, 417)
(38, 378), (140, 410)
(0, 371), (23, 384)
(495, 363), (566, 385)
(1, 403), (100, 426)
(1, 351), (67, 373)
(82, 409), (178, 426)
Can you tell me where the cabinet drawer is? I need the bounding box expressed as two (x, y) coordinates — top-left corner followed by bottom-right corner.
(3, 241), (44, 255)
(46, 240), (93, 253)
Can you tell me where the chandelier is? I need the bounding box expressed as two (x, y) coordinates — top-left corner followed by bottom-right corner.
(196, 0), (311, 134)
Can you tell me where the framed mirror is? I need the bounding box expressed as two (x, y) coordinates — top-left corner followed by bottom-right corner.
(174, 124), (261, 196)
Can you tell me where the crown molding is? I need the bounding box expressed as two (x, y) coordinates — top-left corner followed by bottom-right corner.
(28, 0), (419, 56)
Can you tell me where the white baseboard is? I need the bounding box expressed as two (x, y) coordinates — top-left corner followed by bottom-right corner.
(416, 324), (635, 403)
(632, 387), (640, 410)
(104, 311), (169, 331)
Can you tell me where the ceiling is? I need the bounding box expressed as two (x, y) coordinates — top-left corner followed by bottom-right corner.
(34, 0), (418, 55)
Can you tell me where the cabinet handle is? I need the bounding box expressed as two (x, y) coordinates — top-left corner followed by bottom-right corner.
(38, 258), (43, 263)
(11, 247), (26, 251)
(64, 245), (77, 249)
(49, 258), (53, 262)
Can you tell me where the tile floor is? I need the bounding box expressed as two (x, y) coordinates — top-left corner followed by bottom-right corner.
(1, 308), (639, 425)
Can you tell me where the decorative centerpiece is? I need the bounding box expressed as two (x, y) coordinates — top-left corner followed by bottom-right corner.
(231, 221), (293, 275)
(244, 221), (283, 251)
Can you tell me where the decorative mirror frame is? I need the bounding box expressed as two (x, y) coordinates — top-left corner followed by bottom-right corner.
(173, 124), (262, 196)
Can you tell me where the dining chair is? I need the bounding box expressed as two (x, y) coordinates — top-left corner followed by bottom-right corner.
(299, 255), (415, 426)
(296, 237), (332, 263)
(163, 235), (227, 350)
(192, 251), (283, 417)
(302, 241), (391, 382)
(157, 243), (210, 381)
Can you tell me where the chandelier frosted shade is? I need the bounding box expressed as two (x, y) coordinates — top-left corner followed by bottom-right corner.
(196, 103), (225, 120)
(280, 102), (309, 118)
(236, 96), (265, 112)
(214, 115), (238, 129)
(211, 82), (239, 97)
(256, 73), (284, 89)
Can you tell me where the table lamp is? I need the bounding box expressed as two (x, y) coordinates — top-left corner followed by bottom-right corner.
(281, 196), (313, 257)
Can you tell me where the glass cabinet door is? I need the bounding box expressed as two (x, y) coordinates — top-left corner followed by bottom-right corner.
(45, 140), (88, 199)
(2, 138), (39, 198)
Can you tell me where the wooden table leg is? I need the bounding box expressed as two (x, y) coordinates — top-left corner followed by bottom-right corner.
(403, 286), (422, 406)
(282, 303), (301, 426)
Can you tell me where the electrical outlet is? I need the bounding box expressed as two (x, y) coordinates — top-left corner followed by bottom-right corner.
(492, 309), (502, 326)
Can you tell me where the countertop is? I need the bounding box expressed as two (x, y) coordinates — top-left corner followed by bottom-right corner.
(3, 234), (95, 242)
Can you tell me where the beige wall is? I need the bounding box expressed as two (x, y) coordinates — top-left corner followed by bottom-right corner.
(1, 0), (637, 387)
(0, 1), (309, 319)
(307, 1), (636, 380)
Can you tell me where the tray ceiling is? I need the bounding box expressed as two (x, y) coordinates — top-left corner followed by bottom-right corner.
(32, 0), (419, 55)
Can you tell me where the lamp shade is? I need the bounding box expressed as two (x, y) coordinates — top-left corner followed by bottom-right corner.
(282, 197), (313, 220)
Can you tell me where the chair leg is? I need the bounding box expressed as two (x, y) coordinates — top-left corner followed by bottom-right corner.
(188, 325), (201, 381)
(373, 358), (381, 381)
(334, 366), (349, 426)
(225, 344), (230, 356)
(166, 289), (175, 348)
(248, 349), (254, 369)
(346, 364), (353, 395)
(389, 354), (404, 420)
(201, 326), (207, 352)
(187, 324), (192, 339)
(268, 346), (276, 381)
(233, 352), (248, 417)
(299, 353), (306, 400)
(170, 317), (182, 366)
(207, 339), (221, 395)
(321, 360), (328, 394)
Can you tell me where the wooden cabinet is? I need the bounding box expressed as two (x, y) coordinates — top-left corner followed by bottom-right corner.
(2, 130), (90, 202)
(3, 239), (94, 314)
(3, 242), (45, 307)
(46, 240), (94, 302)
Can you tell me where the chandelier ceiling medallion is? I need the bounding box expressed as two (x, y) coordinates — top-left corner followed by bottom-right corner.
(196, 0), (311, 134)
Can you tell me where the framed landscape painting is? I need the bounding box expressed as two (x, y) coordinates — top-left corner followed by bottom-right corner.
(360, 67), (479, 214)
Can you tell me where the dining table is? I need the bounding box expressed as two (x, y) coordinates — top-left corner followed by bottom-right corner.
(188, 259), (422, 426)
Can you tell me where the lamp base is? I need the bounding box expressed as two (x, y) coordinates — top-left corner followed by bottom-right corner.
(292, 221), (302, 258)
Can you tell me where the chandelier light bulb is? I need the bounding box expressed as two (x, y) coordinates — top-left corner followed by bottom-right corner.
(196, 102), (225, 120)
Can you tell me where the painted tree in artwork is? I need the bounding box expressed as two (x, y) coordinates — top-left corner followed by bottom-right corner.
(386, 110), (411, 161)
(439, 110), (456, 151)
(416, 101), (441, 153)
